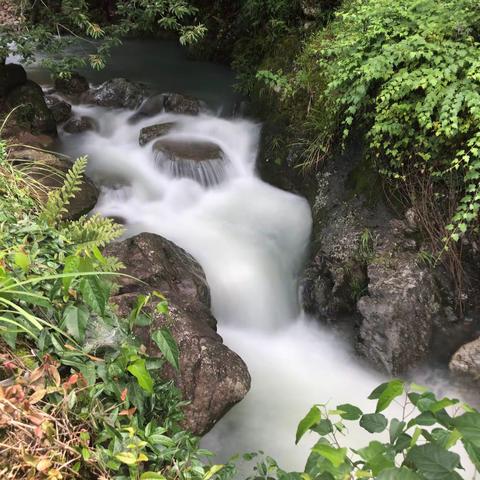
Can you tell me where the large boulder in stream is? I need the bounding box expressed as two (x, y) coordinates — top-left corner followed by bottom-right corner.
(104, 233), (251, 435)
(5, 80), (57, 135)
(152, 138), (226, 186)
(11, 148), (98, 219)
(45, 95), (72, 123)
(82, 78), (147, 110)
(129, 93), (203, 123)
(449, 338), (480, 380)
(63, 116), (98, 134)
(54, 72), (89, 96)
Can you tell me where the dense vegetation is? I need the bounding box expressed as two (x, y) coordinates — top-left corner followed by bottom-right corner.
(1, 0), (480, 478)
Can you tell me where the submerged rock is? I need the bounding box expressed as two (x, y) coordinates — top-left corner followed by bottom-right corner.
(139, 122), (176, 146)
(104, 233), (251, 435)
(129, 92), (203, 123)
(449, 338), (480, 380)
(152, 138), (226, 186)
(11, 148), (98, 219)
(83, 78), (147, 109)
(54, 72), (89, 96)
(63, 116), (98, 134)
(45, 95), (72, 123)
(6, 80), (57, 135)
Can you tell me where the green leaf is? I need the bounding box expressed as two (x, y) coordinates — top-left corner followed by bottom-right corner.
(296, 406), (321, 444)
(140, 473), (167, 480)
(452, 413), (480, 447)
(312, 419), (333, 436)
(127, 359), (154, 394)
(377, 467), (422, 479)
(61, 304), (88, 343)
(337, 403), (363, 420)
(79, 276), (109, 315)
(312, 444), (347, 468)
(405, 444), (461, 480)
(115, 451), (138, 465)
(14, 251), (30, 271)
(360, 413), (388, 433)
(63, 255), (80, 290)
(152, 328), (179, 370)
(369, 380), (404, 413)
(389, 418), (406, 443)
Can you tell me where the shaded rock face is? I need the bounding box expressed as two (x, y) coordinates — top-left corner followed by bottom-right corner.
(139, 122), (176, 146)
(104, 233), (251, 435)
(6, 80), (57, 135)
(12, 148), (98, 219)
(54, 72), (89, 96)
(449, 338), (480, 380)
(45, 95), (72, 123)
(129, 93), (203, 123)
(63, 116), (98, 134)
(299, 134), (467, 374)
(0, 63), (27, 97)
(152, 139), (226, 186)
(83, 78), (147, 109)
(356, 220), (440, 375)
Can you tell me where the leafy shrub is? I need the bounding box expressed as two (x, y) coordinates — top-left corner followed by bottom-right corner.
(298, 0), (480, 245)
(248, 380), (480, 480)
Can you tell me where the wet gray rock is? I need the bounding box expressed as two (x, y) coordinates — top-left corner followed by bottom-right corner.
(449, 338), (480, 380)
(139, 122), (176, 146)
(153, 138), (223, 162)
(104, 233), (251, 435)
(129, 93), (203, 123)
(6, 80), (57, 135)
(356, 222), (440, 375)
(83, 78), (147, 109)
(63, 116), (98, 134)
(12, 148), (98, 219)
(45, 95), (72, 123)
(54, 72), (89, 96)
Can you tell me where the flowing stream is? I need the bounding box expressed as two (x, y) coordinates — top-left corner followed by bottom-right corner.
(48, 41), (473, 474)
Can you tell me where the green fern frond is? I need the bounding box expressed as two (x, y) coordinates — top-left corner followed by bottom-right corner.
(39, 157), (88, 226)
(64, 214), (124, 253)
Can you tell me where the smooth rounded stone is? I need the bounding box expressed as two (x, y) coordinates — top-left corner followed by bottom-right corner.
(82, 78), (147, 110)
(6, 80), (57, 135)
(153, 138), (223, 161)
(0, 63), (27, 96)
(138, 122), (176, 146)
(152, 139), (226, 186)
(129, 92), (202, 123)
(45, 95), (72, 123)
(104, 233), (251, 435)
(63, 116), (98, 134)
(449, 338), (480, 380)
(12, 148), (98, 219)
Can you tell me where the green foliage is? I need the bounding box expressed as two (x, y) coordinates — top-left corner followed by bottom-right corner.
(0, 142), (230, 479)
(1, 1), (205, 76)
(298, 0), (480, 242)
(251, 380), (480, 480)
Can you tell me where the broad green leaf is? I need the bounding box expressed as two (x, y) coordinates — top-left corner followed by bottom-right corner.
(360, 413), (388, 433)
(312, 419), (333, 436)
(337, 403), (363, 420)
(296, 406), (321, 444)
(312, 444), (347, 468)
(152, 328), (179, 370)
(369, 380), (404, 413)
(377, 467), (422, 479)
(14, 251), (30, 271)
(127, 359), (154, 394)
(203, 465), (224, 480)
(61, 304), (88, 343)
(115, 451), (137, 465)
(140, 473), (167, 480)
(79, 276), (109, 315)
(389, 419), (406, 443)
(452, 413), (480, 447)
(405, 444), (461, 480)
(63, 255), (80, 290)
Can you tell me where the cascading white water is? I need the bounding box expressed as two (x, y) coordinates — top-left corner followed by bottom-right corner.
(60, 102), (474, 475)
(59, 103), (388, 469)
